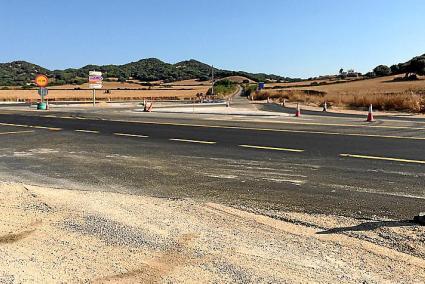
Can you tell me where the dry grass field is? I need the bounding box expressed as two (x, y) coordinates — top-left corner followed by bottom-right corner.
(0, 76), (254, 102)
(257, 75), (425, 112)
(0, 81), (210, 102)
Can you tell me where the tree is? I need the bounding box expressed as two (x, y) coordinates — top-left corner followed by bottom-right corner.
(373, 65), (391, 77)
(365, 72), (376, 78)
(410, 56), (425, 76)
(390, 64), (401, 74)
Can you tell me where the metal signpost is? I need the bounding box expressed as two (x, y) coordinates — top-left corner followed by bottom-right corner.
(38, 87), (48, 102)
(89, 71), (103, 106)
(35, 74), (49, 110)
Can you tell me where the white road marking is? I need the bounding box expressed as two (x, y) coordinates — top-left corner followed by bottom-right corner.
(170, 138), (217, 145)
(239, 144), (304, 153)
(340, 154), (425, 165)
(0, 130), (35, 135)
(104, 119), (425, 141)
(0, 123), (62, 131)
(75, 129), (100, 134)
(114, 133), (149, 138)
(32, 126), (62, 131)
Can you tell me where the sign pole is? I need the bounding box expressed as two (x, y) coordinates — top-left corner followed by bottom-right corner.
(89, 71), (102, 107)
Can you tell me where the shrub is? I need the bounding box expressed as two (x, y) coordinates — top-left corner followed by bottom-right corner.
(373, 65), (391, 77)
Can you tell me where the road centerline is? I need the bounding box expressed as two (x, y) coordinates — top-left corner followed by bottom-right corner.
(239, 144), (304, 153)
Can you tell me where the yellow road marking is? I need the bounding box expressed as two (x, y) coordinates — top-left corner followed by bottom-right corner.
(75, 129), (99, 134)
(340, 154), (425, 165)
(114, 133), (149, 138)
(170, 138), (216, 145)
(0, 130), (35, 135)
(239, 144), (304, 153)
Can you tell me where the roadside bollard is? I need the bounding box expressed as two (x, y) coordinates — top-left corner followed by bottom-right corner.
(323, 101), (328, 112)
(366, 104), (374, 122)
(282, 99), (286, 107)
(295, 103), (301, 117)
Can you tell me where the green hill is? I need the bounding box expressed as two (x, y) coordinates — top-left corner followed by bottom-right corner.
(0, 58), (296, 87)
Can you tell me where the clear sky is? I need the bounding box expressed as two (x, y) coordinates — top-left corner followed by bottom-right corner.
(2, 0), (424, 78)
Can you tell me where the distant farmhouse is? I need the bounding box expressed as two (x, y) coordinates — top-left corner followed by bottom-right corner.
(339, 68), (362, 78)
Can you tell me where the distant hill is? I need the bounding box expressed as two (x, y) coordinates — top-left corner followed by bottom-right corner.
(0, 58), (298, 87)
(0, 61), (50, 86)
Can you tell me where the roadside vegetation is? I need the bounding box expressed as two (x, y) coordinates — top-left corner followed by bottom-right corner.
(207, 79), (238, 98)
(254, 88), (425, 112)
(250, 54), (425, 113)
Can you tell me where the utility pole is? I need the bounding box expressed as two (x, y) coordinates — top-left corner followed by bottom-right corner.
(211, 65), (214, 97)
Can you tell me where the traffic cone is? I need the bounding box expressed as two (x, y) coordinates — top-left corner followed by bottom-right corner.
(295, 103), (301, 117)
(323, 101), (328, 112)
(366, 104), (374, 122)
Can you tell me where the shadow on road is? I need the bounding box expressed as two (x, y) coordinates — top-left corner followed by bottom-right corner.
(317, 220), (414, 235)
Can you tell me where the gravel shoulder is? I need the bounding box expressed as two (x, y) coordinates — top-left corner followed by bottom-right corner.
(1, 182), (425, 283)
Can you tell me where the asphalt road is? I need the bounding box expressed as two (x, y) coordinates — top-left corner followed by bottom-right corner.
(0, 106), (424, 220)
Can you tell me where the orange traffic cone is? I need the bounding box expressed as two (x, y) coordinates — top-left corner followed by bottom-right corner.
(366, 104), (374, 122)
(295, 103), (301, 117)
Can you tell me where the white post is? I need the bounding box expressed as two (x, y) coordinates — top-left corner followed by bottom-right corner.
(93, 89), (96, 107)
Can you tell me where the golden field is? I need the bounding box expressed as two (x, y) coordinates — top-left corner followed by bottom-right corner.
(258, 75), (425, 112)
(0, 81), (210, 102)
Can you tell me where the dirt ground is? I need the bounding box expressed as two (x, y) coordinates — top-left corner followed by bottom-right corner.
(1, 182), (425, 283)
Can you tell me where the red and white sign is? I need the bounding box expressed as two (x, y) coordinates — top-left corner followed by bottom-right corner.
(89, 71), (103, 89)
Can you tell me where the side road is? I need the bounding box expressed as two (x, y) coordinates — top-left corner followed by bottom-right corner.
(1, 182), (424, 283)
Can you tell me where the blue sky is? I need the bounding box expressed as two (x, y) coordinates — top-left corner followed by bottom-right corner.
(1, 0), (424, 78)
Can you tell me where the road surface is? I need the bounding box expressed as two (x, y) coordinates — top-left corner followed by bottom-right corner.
(0, 102), (424, 220)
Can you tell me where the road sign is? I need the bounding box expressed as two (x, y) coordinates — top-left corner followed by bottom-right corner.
(89, 71), (103, 89)
(258, 82), (265, 90)
(38, 88), (48, 98)
(35, 74), (49, 88)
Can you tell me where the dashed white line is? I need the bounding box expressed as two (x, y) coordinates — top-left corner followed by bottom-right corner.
(75, 129), (100, 134)
(114, 133), (149, 138)
(340, 154), (425, 165)
(239, 144), (304, 153)
(170, 138), (217, 145)
(0, 130), (35, 135)
(0, 123), (62, 131)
